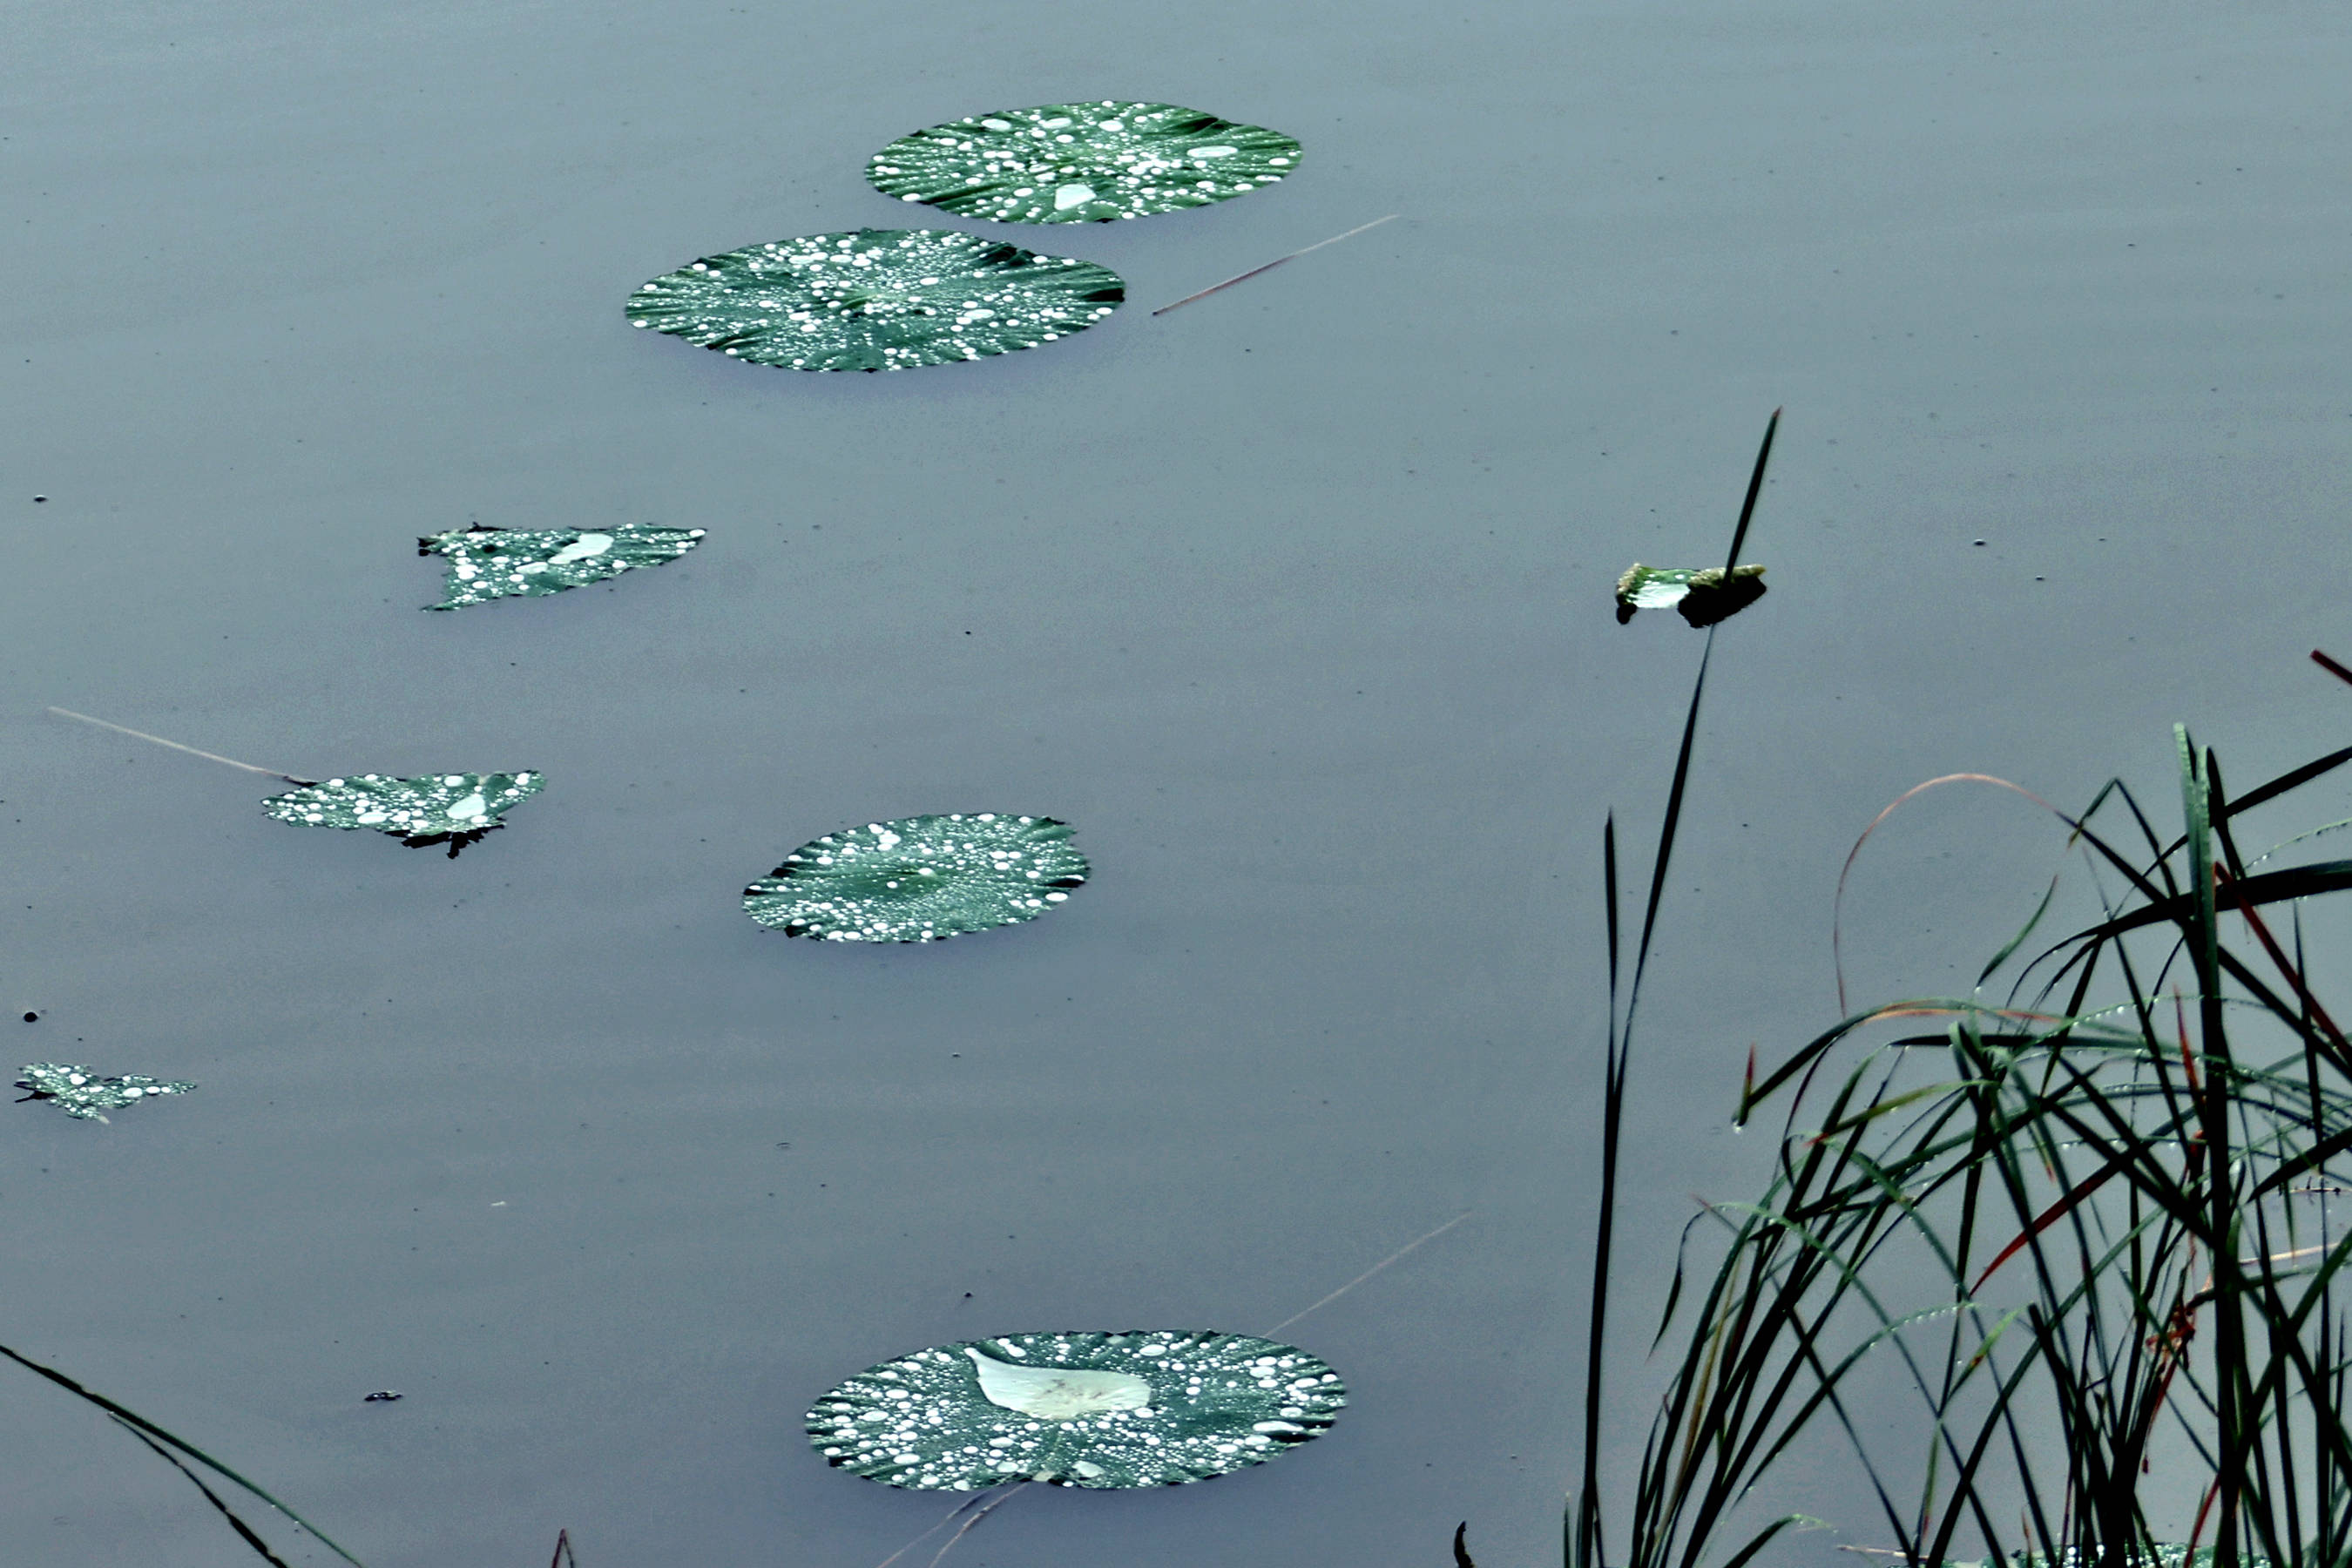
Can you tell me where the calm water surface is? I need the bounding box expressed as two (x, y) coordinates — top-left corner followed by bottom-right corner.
(5, 2), (2349, 1563)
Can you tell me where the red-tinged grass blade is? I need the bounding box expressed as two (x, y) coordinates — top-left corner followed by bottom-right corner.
(551, 1529), (577, 1568)
(1970, 1158), (2128, 1293)
(2315, 649), (2352, 687)
(0, 1342), (363, 1566)
(1830, 774), (2065, 1015)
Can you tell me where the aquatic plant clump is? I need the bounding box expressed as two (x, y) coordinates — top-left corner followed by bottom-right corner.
(261, 772), (543, 856)
(626, 230), (1123, 371)
(418, 524), (705, 611)
(17, 1064), (195, 1121)
(808, 1330), (1346, 1490)
(743, 813), (1086, 942)
(867, 101), (1302, 224)
(1613, 562), (1767, 626)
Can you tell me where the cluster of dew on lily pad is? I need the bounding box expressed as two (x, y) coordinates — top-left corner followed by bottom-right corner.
(744, 813), (1086, 942)
(808, 1330), (1346, 1490)
(867, 100), (1302, 224)
(261, 772), (543, 854)
(419, 524), (705, 611)
(17, 1064), (196, 1122)
(627, 229), (1123, 372)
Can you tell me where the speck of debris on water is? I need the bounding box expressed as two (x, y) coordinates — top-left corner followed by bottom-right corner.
(363, 1390), (403, 1402)
(21, 1013), (36, 1023)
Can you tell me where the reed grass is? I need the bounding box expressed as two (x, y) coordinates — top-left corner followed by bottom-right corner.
(1511, 420), (2350, 1568)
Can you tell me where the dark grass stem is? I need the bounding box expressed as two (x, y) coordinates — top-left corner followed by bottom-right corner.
(0, 1342), (363, 1565)
(1572, 412), (1781, 1568)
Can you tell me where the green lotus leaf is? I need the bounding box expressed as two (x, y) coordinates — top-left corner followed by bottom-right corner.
(808, 1330), (1346, 1490)
(744, 813), (1086, 943)
(17, 1064), (196, 1122)
(868, 101), (1301, 224)
(625, 230), (1123, 371)
(418, 524), (705, 611)
(261, 772), (543, 857)
(1613, 563), (1767, 627)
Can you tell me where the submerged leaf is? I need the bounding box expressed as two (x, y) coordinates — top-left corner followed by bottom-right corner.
(18, 1064), (195, 1122)
(626, 229), (1123, 372)
(867, 101), (1302, 224)
(1613, 563), (1767, 626)
(418, 524), (705, 611)
(745, 813), (1086, 942)
(261, 772), (543, 857)
(808, 1330), (1346, 1490)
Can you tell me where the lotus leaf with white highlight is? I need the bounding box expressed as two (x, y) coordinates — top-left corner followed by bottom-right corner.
(418, 524), (704, 611)
(807, 1330), (1346, 1490)
(1613, 563), (1767, 627)
(868, 101), (1301, 224)
(261, 772), (543, 857)
(627, 230), (1122, 371)
(743, 813), (1086, 942)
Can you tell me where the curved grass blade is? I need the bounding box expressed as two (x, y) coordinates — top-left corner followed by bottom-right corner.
(0, 1342), (364, 1565)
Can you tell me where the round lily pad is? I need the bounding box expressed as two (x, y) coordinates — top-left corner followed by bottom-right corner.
(262, 772), (543, 857)
(807, 1330), (1347, 1490)
(625, 230), (1123, 371)
(867, 101), (1302, 224)
(743, 813), (1086, 943)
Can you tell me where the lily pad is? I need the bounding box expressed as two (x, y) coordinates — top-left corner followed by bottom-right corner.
(743, 813), (1086, 942)
(866, 101), (1302, 224)
(808, 1330), (1346, 1490)
(18, 1064), (195, 1122)
(261, 772), (543, 857)
(418, 524), (705, 611)
(1613, 563), (1767, 627)
(626, 230), (1123, 371)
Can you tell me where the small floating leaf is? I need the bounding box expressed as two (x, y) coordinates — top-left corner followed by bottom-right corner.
(867, 101), (1302, 224)
(626, 229), (1123, 372)
(261, 772), (543, 857)
(18, 1064), (195, 1122)
(807, 1330), (1346, 1490)
(418, 524), (705, 611)
(1613, 563), (1767, 627)
(744, 813), (1086, 942)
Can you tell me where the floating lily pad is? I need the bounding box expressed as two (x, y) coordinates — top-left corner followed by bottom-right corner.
(1613, 563), (1767, 627)
(626, 230), (1123, 371)
(808, 1330), (1346, 1490)
(418, 524), (705, 611)
(261, 772), (543, 857)
(744, 813), (1086, 942)
(867, 101), (1302, 224)
(17, 1064), (195, 1122)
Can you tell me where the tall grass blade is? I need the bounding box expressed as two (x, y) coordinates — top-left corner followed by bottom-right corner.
(0, 1342), (364, 1566)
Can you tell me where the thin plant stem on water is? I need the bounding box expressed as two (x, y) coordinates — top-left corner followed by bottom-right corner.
(45, 706), (316, 784)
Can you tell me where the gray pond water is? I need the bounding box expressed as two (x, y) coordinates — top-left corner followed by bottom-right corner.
(5, 2), (2349, 1564)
